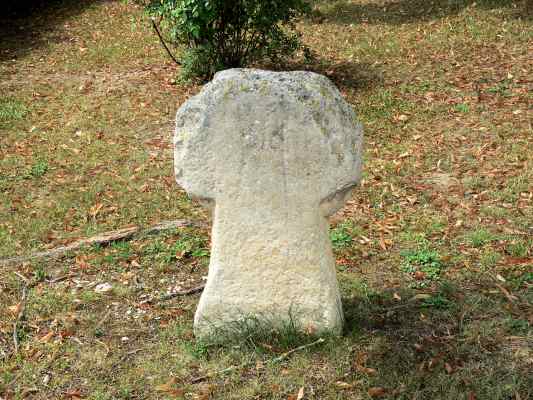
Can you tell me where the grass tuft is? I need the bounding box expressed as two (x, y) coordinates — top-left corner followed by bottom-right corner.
(197, 313), (328, 354)
(0, 97), (27, 123)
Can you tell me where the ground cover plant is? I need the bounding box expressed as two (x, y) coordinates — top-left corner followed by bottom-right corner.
(0, 0), (531, 399)
(137, 0), (310, 80)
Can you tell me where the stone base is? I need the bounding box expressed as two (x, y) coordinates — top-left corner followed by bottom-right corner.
(194, 278), (344, 340)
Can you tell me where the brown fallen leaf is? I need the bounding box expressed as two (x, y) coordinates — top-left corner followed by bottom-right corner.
(64, 389), (84, 399)
(379, 235), (387, 251)
(359, 367), (378, 375)
(75, 255), (90, 270)
(356, 365), (377, 375)
(414, 271), (426, 280)
(155, 377), (184, 396)
(8, 303), (21, 315)
(335, 381), (353, 389)
(297, 386), (305, 400)
(89, 203), (104, 218)
(368, 387), (387, 398)
(40, 331), (55, 343)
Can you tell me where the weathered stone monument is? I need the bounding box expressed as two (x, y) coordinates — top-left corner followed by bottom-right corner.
(174, 69), (363, 338)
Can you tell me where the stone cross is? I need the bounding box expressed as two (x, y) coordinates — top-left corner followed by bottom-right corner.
(174, 69), (363, 338)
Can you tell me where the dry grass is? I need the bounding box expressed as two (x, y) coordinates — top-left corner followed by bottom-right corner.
(1, 0), (531, 399)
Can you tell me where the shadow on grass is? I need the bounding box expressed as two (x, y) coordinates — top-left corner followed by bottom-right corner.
(339, 283), (533, 399)
(316, 0), (522, 25)
(279, 58), (384, 94)
(0, 0), (106, 62)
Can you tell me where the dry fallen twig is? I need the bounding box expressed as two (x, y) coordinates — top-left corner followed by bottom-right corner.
(0, 219), (204, 268)
(191, 337), (325, 383)
(271, 337), (326, 363)
(494, 283), (518, 303)
(159, 284), (206, 302)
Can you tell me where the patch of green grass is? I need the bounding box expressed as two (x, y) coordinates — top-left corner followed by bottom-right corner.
(480, 249), (502, 269)
(28, 288), (75, 318)
(506, 174), (530, 197)
(198, 314), (327, 354)
(486, 80), (512, 96)
(32, 264), (47, 282)
(359, 88), (415, 122)
(454, 103), (470, 113)
(0, 97), (27, 123)
(510, 270), (533, 291)
(101, 240), (133, 263)
(171, 232), (209, 259)
(421, 293), (453, 309)
(80, 290), (102, 304)
(28, 160), (49, 178)
(142, 239), (166, 256)
(463, 175), (488, 191)
(505, 318), (530, 335)
(141, 231), (209, 263)
(338, 274), (375, 301)
(480, 205), (509, 219)
(401, 243), (444, 281)
(330, 223), (353, 249)
(465, 228), (497, 247)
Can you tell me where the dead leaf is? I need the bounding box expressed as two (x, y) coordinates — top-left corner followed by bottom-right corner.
(89, 203), (104, 218)
(414, 271), (426, 280)
(413, 343), (424, 352)
(75, 255), (90, 270)
(335, 381), (353, 389)
(40, 331), (55, 343)
(296, 386), (305, 400)
(505, 257), (533, 266)
(379, 235), (387, 251)
(411, 293), (431, 301)
(355, 364), (377, 375)
(64, 389), (84, 399)
(397, 114), (409, 122)
(155, 377), (184, 396)
(59, 329), (74, 339)
(368, 387), (387, 398)
(8, 303), (21, 315)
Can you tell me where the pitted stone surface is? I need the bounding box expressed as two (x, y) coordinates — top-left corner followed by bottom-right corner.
(174, 69), (363, 338)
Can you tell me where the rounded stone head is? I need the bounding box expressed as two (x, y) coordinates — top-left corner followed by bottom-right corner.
(174, 68), (363, 216)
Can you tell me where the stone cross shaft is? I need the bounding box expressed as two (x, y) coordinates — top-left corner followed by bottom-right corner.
(174, 69), (363, 338)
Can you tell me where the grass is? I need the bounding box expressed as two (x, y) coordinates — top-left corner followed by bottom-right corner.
(0, 98), (27, 123)
(1, 0), (532, 399)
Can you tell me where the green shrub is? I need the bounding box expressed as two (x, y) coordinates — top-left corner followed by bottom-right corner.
(138, 0), (310, 80)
